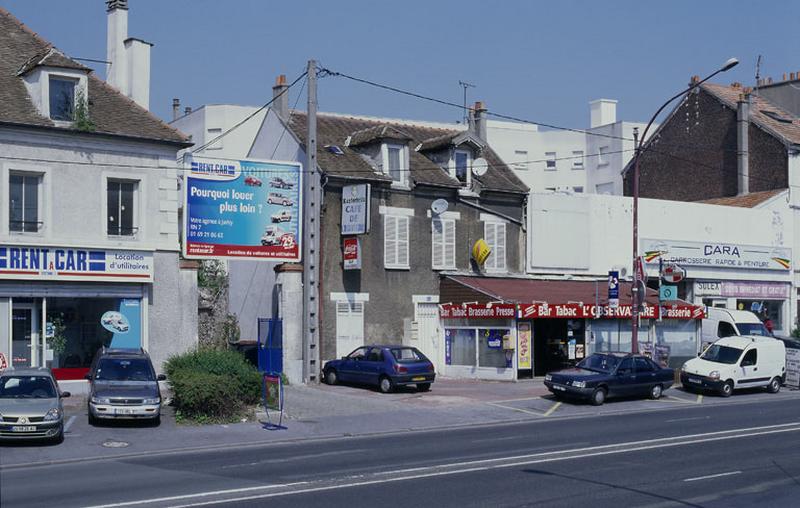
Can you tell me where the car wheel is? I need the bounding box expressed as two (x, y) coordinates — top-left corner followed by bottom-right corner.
(767, 377), (781, 394)
(590, 387), (607, 406)
(52, 426), (64, 445)
(152, 415), (161, 427)
(720, 380), (734, 397)
(88, 410), (98, 426)
(379, 376), (394, 394)
(325, 369), (338, 386)
(649, 384), (663, 400)
(417, 383), (431, 392)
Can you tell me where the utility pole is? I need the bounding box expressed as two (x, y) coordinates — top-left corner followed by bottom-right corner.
(631, 127), (640, 354)
(303, 59), (320, 383)
(459, 80), (475, 124)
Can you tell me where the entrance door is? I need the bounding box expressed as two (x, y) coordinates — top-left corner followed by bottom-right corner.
(11, 303), (40, 368)
(335, 301), (365, 359)
(414, 303), (440, 367)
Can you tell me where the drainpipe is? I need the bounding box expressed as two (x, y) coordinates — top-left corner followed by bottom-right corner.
(737, 91), (751, 195)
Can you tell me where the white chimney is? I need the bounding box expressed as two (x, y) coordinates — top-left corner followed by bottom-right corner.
(106, 0), (152, 110)
(589, 99), (617, 128)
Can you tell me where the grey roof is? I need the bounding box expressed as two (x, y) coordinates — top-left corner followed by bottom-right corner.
(287, 112), (528, 194)
(417, 130), (484, 152)
(347, 124), (413, 146)
(0, 8), (189, 146)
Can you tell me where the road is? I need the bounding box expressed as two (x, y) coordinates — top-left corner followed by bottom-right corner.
(3, 395), (800, 507)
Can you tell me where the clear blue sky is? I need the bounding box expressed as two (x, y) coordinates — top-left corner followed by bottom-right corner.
(3, 0), (799, 129)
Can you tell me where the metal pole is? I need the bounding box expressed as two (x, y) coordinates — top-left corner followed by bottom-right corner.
(631, 127), (640, 354)
(303, 59), (320, 383)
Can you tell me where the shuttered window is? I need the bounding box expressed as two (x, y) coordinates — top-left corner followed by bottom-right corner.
(484, 222), (506, 272)
(384, 215), (410, 269)
(431, 218), (456, 270)
(335, 301), (365, 357)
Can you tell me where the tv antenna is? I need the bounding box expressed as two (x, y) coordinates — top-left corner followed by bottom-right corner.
(459, 80), (476, 124)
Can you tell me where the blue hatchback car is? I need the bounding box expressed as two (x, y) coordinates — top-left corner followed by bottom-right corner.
(323, 345), (436, 393)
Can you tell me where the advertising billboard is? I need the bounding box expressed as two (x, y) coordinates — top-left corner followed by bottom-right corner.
(183, 156), (302, 261)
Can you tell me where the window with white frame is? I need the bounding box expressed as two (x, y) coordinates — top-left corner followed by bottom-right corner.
(9, 172), (42, 233)
(572, 150), (584, 169)
(383, 143), (406, 185)
(384, 215), (410, 269)
(598, 146), (609, 166)
(513, 150), (528, 170)
(454, 149), (471, 185)
(431, 218), (456, 270)
(573, 186), (584, 193)
(49, 76), (76, 121)
(484, 221), (506, 272)
(107, 179), (138, 236)
(545, 152), (556, 170)
(206, 128), (223, 150)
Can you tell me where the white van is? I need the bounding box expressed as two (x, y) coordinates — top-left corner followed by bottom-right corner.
(680, 335), (786, 396)
(701, 308), (770, 347)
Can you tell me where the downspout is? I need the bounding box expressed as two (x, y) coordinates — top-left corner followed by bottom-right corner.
(737, 90), (751, 195)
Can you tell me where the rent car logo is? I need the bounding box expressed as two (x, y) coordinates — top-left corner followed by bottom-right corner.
(0, 247), (105, 272)
(191, 161), (236, 176)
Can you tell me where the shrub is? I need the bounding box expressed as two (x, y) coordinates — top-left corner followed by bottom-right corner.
(165, 349), (261, 422)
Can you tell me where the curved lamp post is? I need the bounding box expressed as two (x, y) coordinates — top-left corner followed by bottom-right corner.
(630, 57), (738, 354)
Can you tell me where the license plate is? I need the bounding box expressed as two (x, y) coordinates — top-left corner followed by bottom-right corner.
(11, 426), (36, 432)
(553, 385), (566, 391)
(687, 377), (701, 384)
(412, 376), (426, 382)
(115, 408), (136, 415)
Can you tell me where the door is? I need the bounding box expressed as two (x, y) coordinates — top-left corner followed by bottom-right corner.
(11, 303), (40, 368)
(338, 346), (368, 383)
(414, 303), (440, 368)
(634, 357), (658, 394)
(737, 348), (764, 387)
(612, 357), (637, 397)
(359, 347), (385, 385)
(336, 301), (365, 359)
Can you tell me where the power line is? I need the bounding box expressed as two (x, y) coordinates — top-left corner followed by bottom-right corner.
(269, 74), (307, 160)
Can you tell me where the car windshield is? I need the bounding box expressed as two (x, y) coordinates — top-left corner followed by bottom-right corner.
(0, 375), (57, 399)
(390, 348), (426, 363)
(701, 344), (744, 364)
(577, 354), (620, 373)
(95, 358), (154, 382)
(737, 323), (770, 336)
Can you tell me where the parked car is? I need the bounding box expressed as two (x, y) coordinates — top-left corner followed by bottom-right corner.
(269, 177), (294, 189)
(701, 308), (770, 349)
(267, 192), (293, 206)
(681, 335), (786, 397)
(544, 352), (675, 406)
(271, 210), (292, 223)
(86, 347), (165, 425)
(244, 175), (263, 186)
(323, 345), (435, 393)
(0, 368), (69, 443)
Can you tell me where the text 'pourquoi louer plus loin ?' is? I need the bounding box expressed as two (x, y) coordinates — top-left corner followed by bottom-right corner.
(190, 187), (259, 214)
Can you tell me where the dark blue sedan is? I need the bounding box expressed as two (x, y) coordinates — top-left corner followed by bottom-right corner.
(323, 345), (436, 393)
(544, 352), (675, 405)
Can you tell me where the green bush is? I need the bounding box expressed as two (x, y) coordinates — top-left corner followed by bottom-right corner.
(165, 349), (261, 422)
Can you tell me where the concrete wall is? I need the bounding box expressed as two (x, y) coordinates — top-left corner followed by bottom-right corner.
(171, 104), (268, 160)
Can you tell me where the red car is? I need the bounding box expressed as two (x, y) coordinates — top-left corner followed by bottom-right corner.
(244, 175), (262, 186)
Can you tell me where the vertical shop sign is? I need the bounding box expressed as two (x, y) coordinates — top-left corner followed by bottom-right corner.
(786, 348), (800, 388)
(445, 329), (452, 365)
(106, 299), (142, 349)
(343, 237), (361, 270)
(608, 270), (619, 308)
(517, 322), (531, 369)
(341, 184), (370, 235)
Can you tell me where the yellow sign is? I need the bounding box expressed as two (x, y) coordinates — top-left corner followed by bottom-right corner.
(472, 239), (491, 265)
(517, 322), (532, 369)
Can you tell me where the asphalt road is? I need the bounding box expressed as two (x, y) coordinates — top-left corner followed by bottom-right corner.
(3, 395), (800, 508)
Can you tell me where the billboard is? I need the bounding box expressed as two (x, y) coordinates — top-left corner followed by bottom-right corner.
(183, 156), (302, 261)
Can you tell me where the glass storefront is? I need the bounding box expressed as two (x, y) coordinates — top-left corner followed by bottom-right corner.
(445, 327), (512, 369)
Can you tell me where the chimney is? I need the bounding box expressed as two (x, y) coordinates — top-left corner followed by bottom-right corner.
(272, 75), (289, 120)
(471, 101), (487, 141)
(106, 0), (152, 110)
(737, 91), (751, 196)
(172, 98), (180, 120)
(689, 75), (701, 86)
(185, 106), (193, 115)
(589, 99), (617, 128)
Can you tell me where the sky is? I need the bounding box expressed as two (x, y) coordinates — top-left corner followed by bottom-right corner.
(2, 0), (799, 130)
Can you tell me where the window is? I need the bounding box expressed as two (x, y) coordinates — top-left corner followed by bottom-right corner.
(383, 143), (406, 185)
(596, 182), (614, 195)
(513, 150), (528, 170)
(107, 180), (138, 236)
(617, 358), (634, 374)
(366, 348), (384, 362)
(384, 215), (410, 269)
(717, 321), (737, 338)
(454, 149), (471, 185)
(740, 349), (757, 367)
(431, 218), (456, 270)
(598, 146), (609, 166)
(572, 150), (584, 169)
(49, 76), (76, 121)
(573, 186), (584, 193)
(478, 329), (509, 368)
(484, 222), (506, 272)
(446, 329), (477, 366)
(206, 128), (223, 150)
(635, 357), (655, 373)
(9, 173), (41, 233)
(545, 152), (557, 170)
(346, 345), (368, 360)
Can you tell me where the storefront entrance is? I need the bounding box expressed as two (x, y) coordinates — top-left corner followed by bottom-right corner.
(533, 319), (586, 377)
(11, 300), (42, 369)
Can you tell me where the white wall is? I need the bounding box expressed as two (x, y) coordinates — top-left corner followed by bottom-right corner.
(171, 104), (267, 160)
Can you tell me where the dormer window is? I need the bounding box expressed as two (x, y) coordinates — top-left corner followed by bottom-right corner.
(49, 76), (76, 121)
(382, 142), (408, 187)
(453, 148), (472, 186)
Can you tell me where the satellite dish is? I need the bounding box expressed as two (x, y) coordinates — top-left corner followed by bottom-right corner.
(472, 157), (488, 177)
(431, 199), (449, 215)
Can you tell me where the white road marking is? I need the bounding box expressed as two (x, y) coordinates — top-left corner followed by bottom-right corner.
(220, 449), (366, 469)
(63, 416), (76, 433)
(100, 422), (800, 508)
(683, 470), (742, 482)
(665, 416), (710, 423)
(486, 402), (544, 416)
(470, 435), (521, 443)
(543, 402), (562, 417)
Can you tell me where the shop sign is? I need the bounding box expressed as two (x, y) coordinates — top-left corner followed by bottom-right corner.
(445, 330), (452, 365)
(659, 285), (677, 302)
(643, 239), (791, 271)
(786, 348), (800, 388)
(519, 302), (703, 320)
(343, 237), (361, 270)
(482, 329), (504, 349)
(607, 270), (619, 308)
(341, 184), (370, 235)
(0, 352), (7, 371)
(0, 245), (153, 282)
(694, 281), (791, 299)
(439, 303), (517, 319)
(517, 322), (532, 369)
(183, 156), (302, 261)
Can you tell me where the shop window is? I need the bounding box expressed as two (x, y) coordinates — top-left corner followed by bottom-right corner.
(478, 328), (510, 368)
(738, 300), (782, 333)
(446, 329), (476, 366)
(653, 319), (698, 368)
(431, 218), (456, 270)
(484, 222), (506, 272)
(591, 320), (650, 354)
(384, 215), (410, 269)
(9, 173), (42, 233)
(107, 179), (138, 236)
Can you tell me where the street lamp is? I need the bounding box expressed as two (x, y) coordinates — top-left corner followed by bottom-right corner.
(630, 57), (739, 354)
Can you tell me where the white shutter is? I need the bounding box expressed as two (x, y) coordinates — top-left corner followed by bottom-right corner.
(431, 219), (444, 269)
(443, 219), (456, 269)
(336, 301), (365, 357)
(484, 222), (497, 270)
(397, 216), (409, 267)
(495, 223), (506, 271)
(384, 215), (397, 268)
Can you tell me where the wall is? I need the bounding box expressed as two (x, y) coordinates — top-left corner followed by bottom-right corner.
(586, 121), (647, 195)
(171, 104), (268, 160)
